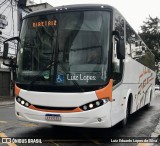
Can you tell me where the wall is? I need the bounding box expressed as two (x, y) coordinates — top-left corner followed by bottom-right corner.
(0, 0), (53, 97)
(0, 0), (28, 97)
(27, 3), (53, 11)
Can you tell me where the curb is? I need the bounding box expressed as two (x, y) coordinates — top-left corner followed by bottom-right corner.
(0, 102), (15, 107)
(0, 97), (15, 106)
(149, 118), (160, 146)
(151, 119), (160, 137)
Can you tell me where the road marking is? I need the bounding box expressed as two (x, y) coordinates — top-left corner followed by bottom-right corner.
(0, 132), (17, 146)
(52, 142), (59, 146)
(137, 143), (149, 146)
(90, 139), (101, 145)
(45, 140), (60, 146)
(7, 107), (14, 109)
(45, 139), (100, 143)
(82, 134), (100, 145)
(53, 143), (60, 146)
(20, 123), (38, 127)
(0, 121), (7, 123)
(0, 103), (14, 107)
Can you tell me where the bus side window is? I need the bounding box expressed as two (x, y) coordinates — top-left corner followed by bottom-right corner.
(126, 22), (141, 59)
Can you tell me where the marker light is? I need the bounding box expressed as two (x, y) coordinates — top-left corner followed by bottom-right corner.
(102, 99), (108, 104)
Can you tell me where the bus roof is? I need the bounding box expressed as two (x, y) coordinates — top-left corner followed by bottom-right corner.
(24, 4), (115, 19)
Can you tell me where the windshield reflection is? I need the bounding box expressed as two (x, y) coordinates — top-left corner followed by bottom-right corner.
(17, 11), (110, 87)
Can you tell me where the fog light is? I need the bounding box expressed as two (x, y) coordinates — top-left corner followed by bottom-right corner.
(97, 118), (102, 122)
(21, 100), (25, 105)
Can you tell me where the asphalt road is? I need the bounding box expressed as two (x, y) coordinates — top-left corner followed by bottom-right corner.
(0, 91), (160, 146)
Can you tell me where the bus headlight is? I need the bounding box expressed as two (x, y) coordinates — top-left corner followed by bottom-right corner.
(21, 100), (25, 105)
(80, 98), (109, 111)
(16, 96), (31, 107)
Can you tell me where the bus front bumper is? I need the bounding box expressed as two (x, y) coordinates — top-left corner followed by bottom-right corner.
(15, 100), (112, 128)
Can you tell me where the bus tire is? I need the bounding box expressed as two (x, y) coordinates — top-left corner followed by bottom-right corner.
(120, 96), (131, 127)
(145, 102), (151, 109)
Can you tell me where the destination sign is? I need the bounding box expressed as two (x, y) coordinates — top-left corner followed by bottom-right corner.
(32, 20), (57, 28)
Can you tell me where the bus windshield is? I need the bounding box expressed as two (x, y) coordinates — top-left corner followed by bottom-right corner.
(17, 11), (110, 87)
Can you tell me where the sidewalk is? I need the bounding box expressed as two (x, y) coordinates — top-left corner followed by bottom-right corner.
(149, 91), (160, 145)
(0, 96), (15, 106)
(150, 119), (160, 146)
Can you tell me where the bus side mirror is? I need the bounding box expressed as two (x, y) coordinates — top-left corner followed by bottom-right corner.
(117, 40), (125, 59)
(3, 42), (9, 59)
(113, 72), (122, 81)
(2, 36), (20, 68)
(112, 30), (125, 60)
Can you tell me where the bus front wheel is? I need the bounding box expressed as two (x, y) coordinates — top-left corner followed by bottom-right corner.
(120, 97), (131, 127)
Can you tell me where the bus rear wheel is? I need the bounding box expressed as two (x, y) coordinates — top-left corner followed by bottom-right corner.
(145, 91), (152, 109)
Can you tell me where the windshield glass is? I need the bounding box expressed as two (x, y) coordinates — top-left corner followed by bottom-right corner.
(17, 11), (110, 87)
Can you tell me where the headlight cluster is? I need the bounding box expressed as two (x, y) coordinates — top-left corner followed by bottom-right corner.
(80, 98), (109, 111)
(16, 96), (31, 107)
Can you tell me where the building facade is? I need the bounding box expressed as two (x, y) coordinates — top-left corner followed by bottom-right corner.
(0, 0), (53, 97)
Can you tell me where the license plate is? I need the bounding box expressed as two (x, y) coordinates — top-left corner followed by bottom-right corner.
(45, 114), (61, 121)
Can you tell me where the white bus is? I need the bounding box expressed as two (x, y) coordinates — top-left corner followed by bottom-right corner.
(3, 4), (155, 128)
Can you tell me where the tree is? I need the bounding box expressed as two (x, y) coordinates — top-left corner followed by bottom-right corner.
(139, 15), (160, 62)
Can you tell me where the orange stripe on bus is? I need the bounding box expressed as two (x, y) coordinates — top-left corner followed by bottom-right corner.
(29, 105), (83, 113)
(149, 77), (154, 82)
(139, 73), (144, 79)
(15, 84), (20, 96)
(95, 79), (113, 101)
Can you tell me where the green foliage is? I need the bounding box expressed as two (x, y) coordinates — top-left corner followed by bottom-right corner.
(139, 15), (160, 62)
